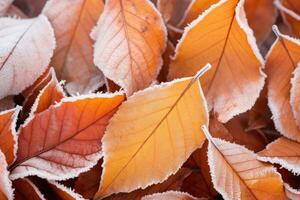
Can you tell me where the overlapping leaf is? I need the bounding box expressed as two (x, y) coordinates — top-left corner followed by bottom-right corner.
(0, 0), (13, 16)
(168, 0), (265, 123)
(0, 150), (13, 200)
(0, 15), (55, 100)
(96, 67), (209, 198)
(48, 181), (85, 200)
(92, 0), (167, 95)
(141, 191), (197, 200)
(13, 179), (45, 200)
(10, 93), (124, 180)
(42, 0), (105, 95)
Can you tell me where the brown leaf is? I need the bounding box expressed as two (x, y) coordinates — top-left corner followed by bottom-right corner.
(245, 0), (277, 44)
(10, 93), (125, 180)
(141, 191), (197, 200)
(0, 96), (15, 112)
(168, 0), (265, 123)
(48, 181), (84, 200)
(0, 15), (55, 99)
(42, 0), (105, 95)
(0, 107), (20, 165)
(13, 179), (45, 200)
(92, 0), (167, 95)
(203, 126), (286, 200)
(265, 26), (300, 142)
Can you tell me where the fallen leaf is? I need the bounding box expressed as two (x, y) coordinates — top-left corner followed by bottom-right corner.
(10, 92), (125, 180)
(0, 0), (13, 16)
(0, 150), (13, 200)
(245, 0), (277, 44)
(265, 26), (300, 142)
(0, 107), (20, 165)
(104, 168), (192, 200)
(276, 0), (300, 38)
(168, 0), (265, 123)
(257, 137), (300, 174)
(178, 0), (219, 28)
(96, 66), (209, 198)
(42, 0), (105, 95)
(141, 191), (197, 200)
(157, 41), (175, 82)
(13, 178), (45, 200)
(0, 15), (55, 99)
(13, 0), (46, 17)
(202, 126), (286, 200)
(157, 0), (191, 25)
(5, 5), (27, 18)
(285, 183), (300, 200)
(291, 63), (300, 131)
(92, 0), (167, 95)
(48, 181), (84, 200)
(0, 96), (14, 112)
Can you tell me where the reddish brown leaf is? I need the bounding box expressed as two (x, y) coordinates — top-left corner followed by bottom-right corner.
(48, 181), (84, 200)
(10, 93), (125, 180)
(13, 179), (45, 200)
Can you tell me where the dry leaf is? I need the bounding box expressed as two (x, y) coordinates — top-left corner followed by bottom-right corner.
(0, 107), (20, 165)
(291, 63), (300, 130)
(257, 137), (300, 174)
(10, 93), (125, 180)
(168, 0), (265, 123)
(275, 0), (300, 38)
(48, 181), (85, 200)
(285, 183), (300, 200)
(141, 191), (197, 200)
(202, 126), (286, 200)
(95, 67), (209, 198)
(245, 0), (277, 44)
(104, 168), (192, 200)
(178, 0), (219, 28)
(13, 178), (45, 200)
(0, 0), (13, 16)
(265, 26), (300, 142)
(0, 96), (14, 113)
(42, 0), (105, 95)
(0, 15), (55, 99)
(13, 0), (46, 17)
(92, 0), (167, 95)
(0, 150), (13, 200)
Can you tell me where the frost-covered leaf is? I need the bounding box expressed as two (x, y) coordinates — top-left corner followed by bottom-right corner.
(258, 137), (300, 174)
(42, 0), (105, 95)
(202, 126), (286, 200)
(0, 107), (20, 165)
(48, 181), (85, 200)
(168, 0), (265, 123)
(285, 183), (300, 200)
(141, 191), (197, 200)
(96, 66), (209, 198)
(0, 15), (55, 99)
(0, 150), (13, 200)
(0, 0), (13, 16)
(265, 26), (300, 142)
(92, 0), (167, 95)
(10, 93), (125, 180)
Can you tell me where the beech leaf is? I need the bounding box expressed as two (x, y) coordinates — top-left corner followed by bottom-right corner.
(265, 26), (300, 142)
(42, 0), (105, 95)
(95, 65), (210, 198)
(92, 0), (167, 95)
(10, 93), (125, 180)
(202, 126), (286, 200)
(0, 15), (56, 99)
(168, 0), (265, 123)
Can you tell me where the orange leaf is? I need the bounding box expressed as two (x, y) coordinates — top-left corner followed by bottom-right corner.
(0, 15), (55, 99)
(42, 0), (105, 95)
(0, 150), (13, 200)
(95, 66), (209, 198)
(245, 0), (277, 44)
(168, 0), (265, 123)
(265, 26), (300, 142)
(202, 126), (286, 200)
(92, 0), (167, 95)
(178, 0), (219, 28)
(10, 93), (125, 180)
(141, 191), (197, 200)
(48, 181), (84, 200)
(0, 107), (20, 165)
(258, 137), (300, 174)
(276, 0), (300, 38)
(13, 179), (45, 200)
(104, 168), (192, 200)
(291, 64), (300, 129)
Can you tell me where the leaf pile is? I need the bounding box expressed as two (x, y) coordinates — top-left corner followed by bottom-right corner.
(0, 0), (300, 199)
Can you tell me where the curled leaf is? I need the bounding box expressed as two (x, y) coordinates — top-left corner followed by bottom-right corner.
(92, 0), (167, 95)
(13, 179), (45, 200)
(48, 181), (85, 200)
(0, 15), (56, 99)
